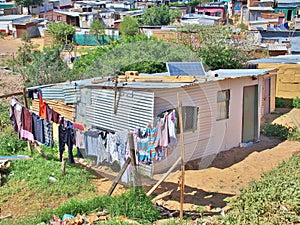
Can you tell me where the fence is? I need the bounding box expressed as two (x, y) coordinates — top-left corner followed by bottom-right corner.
(73, 33), (121, 46)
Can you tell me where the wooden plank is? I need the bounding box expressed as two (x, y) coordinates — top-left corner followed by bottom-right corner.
(0, 215), (12, 220)
(107, 157), (131, 196)
(118, 75), (196, 83)
(146, 157), (181, 197)
(151, 189), (174, 203)
(0, 91), (24, 99)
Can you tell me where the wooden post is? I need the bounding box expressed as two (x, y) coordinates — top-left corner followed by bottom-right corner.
(62, 158), (66, 175)
(146, 156), (181, 197)
(107, 157), (131, 196)
(128, 132), (141, 187)
(113, 76), (118, 114)
(22, 87), (33, 154)
(177, 92), (185, 221)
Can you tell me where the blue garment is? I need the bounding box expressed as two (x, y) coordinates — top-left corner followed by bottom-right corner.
(32, 113), (45, 144)
(43, 119), (54, 147)
(59, 121), (75, 163)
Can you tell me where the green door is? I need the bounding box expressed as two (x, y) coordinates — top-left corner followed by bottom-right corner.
(242, 85), (258, 143)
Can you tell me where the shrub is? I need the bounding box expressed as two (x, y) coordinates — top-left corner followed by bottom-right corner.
(292, 96), (300, 108)
(0, 129), (28, 155)
(275, 97), (286, 108)
(261, 119), (291, 140)
(109, 188), (160, 222)
(222, 154), (300, 224)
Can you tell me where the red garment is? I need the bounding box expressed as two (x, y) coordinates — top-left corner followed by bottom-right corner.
(52, 110), (60, 123)
(38, 92), (47, 120)
(73, 123), (84, 131)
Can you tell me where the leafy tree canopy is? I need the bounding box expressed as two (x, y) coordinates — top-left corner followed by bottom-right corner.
(90, 19), (106, 45)
(178, 24), (259, 70)
(139, 5), (181, 26)
(119, 16), (139, 37)
(82, 40), (200, 78)
(47, 22), (76, 46)
(15, 0), (43, 7)
(23, 47), (73, 87)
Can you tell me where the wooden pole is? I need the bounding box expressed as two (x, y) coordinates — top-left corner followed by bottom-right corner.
(146, 156), (181, 197)
(177, 92), (185, 221)
(113, 76), (118, 114)
(128, 132), (141, 187)
(107, 157), (131, 196)
(22, 87), (33, 154)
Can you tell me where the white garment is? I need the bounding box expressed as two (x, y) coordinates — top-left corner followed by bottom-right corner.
(106, 133), (118, 163)
(168, 110), (177, 146)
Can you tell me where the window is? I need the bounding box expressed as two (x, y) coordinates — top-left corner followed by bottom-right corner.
(57, 16), (62, 21)
(177, 106), (199, 132)
(217, 90), (230, 120)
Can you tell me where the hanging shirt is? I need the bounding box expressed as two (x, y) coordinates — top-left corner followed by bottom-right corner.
(157, 114), (169, 147)
(32, 113), (45, 144)
(20, 107), (34, 143)
(38, 91), (47, 120)
(43, 119), (54, 147)
(148, 126), (159, 159)
(168, 110), (177, 147)
(106, 133), (118, 163)
(134, 128), (151, 163)
(75, 129), (85, 149)
(51, 110), (60, 124)
(10, 98), (22, 134)
(46, 104), (53, 122)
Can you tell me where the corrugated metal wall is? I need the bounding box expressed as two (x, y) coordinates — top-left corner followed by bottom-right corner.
(84, 88), (154, 131)
(153, 82), (218, 174)
(34, 83), (80, 104)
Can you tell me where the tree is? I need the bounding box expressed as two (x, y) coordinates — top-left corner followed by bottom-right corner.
(82, 40), (200, 78)
(12, 38), (73, 87)
(14, 0), (43, 14)
(23, 47), (73, 87)
(139, 5), (181, 26)
(178, 24), (259, 70)
(119, 16), (139, 37)
(12, 38), (35, 80)
(90, 19), (106, 45)
(47, 22), (76, 46)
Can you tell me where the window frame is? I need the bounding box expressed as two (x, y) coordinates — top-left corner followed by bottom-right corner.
(216, 89), (230, 121)
(175, 106), (199, 133)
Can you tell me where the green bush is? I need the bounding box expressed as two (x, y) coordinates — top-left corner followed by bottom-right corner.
(275, 97), (286, 108)
(292, 96), (300, 108)
(0, 129), (28, 155)
(261, 119), (300, 141)
(222, 155), (300, 224)
(261, 119), (291, 140)
(109, 188), (160, 222)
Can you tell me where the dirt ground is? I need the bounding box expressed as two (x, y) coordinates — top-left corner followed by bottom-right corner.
(1, 37), (300, 220)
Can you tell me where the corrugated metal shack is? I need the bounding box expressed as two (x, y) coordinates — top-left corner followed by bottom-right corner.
(28, 67), (277, 174)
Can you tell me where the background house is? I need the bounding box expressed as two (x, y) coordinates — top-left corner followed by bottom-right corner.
(0, 15), (31, 35)
(249, 55), (300, 100)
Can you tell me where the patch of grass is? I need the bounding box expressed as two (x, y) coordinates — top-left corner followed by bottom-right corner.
(220, 154), (300, 225)
(109, 188), (160, 222)
(12, 188), (160, 225)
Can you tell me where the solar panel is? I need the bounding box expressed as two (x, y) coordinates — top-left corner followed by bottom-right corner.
(166, 62), (206, 76)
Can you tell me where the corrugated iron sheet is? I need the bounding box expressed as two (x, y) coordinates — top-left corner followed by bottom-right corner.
(31, 83), (80, 104)
(85, 89), (154, 132)
(153, 83), (218, 173)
